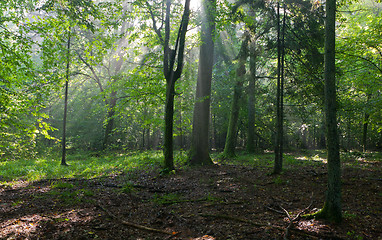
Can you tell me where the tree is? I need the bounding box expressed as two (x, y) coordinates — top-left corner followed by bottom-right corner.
(336, 0), (382, 151)
(247, 39), (257, 153)
(0, 0), (58, 159)
(145, 0), (191, 171)
(188, 0), (216, 166)
(273, 2), (286, 174)
(310, 0), (342, 223)
(222, 32), (250, 158)
(61, 28), (71, 166)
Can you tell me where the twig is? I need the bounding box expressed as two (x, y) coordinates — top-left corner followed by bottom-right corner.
(266, 206), (285, 215)
(97, 203), (176, 235)
(278, 192), (314, 240)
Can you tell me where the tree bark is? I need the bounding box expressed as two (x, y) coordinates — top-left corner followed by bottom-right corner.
(273, 2), (285, 174)
(188, 0), (216, 166)
(247, 40), (257, 153)
(223, 33), (249, 158)
(223, 78), (243, 158)
(312, 0), (342, 223)
(61, 28), (71, 166)
(362, 94), (371, 152)
(164, 80), (176, 170)
(160, 0), (190, 171)
(362, 112), (369, 152)
(103, 91), (117, 149)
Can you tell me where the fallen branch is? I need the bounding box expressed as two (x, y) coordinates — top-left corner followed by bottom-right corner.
(97, 203), (176, 236)
(266, 206), (285, 215)
(278, 193), (314, 240)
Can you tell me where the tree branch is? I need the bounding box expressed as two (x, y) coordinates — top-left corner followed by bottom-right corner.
(97, 202), (177, 236)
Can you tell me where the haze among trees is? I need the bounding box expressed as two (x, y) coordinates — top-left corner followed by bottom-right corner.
(0, 0), (381, 239)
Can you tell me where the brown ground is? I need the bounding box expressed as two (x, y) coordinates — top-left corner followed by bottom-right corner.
(0, 156), (381, 240)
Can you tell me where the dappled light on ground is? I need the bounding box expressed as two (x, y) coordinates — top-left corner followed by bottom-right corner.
(0, 151), (381, 239)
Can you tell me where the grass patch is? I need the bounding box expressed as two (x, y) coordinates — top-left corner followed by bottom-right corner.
(273, 175), (288, 185)
(47, 188), (95, 205)
(0, 151), (164, 183)
(153, 193), (184, 205)
(216, 151), (274, 167)
(119, 181), (136, 194)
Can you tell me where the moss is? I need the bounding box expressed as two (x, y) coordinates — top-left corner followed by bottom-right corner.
(304, 201), (342, 223)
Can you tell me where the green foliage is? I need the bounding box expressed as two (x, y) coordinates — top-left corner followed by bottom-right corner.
(336, 0), (382, 150)
(343, 210), (358, 220)
(120, 181), (136, 194)
(346, 231), (364, 240)
(152, 193), (183, 205)
(273, 175), (288, 185)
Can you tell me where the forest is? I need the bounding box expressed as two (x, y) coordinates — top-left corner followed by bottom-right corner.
(0, 0), (381, 239)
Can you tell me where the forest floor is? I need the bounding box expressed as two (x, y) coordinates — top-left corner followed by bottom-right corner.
(0, 150), (381, 240)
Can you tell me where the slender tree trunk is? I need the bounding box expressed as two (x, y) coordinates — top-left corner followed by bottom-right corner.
(223, 33), (249, 158)
(161, 0), (190, 171)
(362, 112), (369, 152)
(273, 2), (284, 174)
(223, 78), (244, 158)
(188, 0), (216, 165)
(312, 0), (342, 223)
(280, 4), (285, 154)
(61, 28), (71, 166)
(247, 40), (257, 153)
(362, 94), (371, 152)
(164, 80), (176, 170)
(103, 91), (117, 150)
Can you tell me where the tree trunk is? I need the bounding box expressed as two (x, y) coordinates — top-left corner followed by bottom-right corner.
(313, 0), (342, 223)
(160, 0), (190, 171)
(188, 0), (216, 166)
(362, 112), (369, 152)
(362, 94), (371, 152)
(164, 80), (176, 170)
(273, 2), (285, 174)
(223, 78), (244, 158)
(103, 91), (117, 150)
(223, 33), (249, 158)
(247, 40), (257, 153)
(61, 28), (71, 166)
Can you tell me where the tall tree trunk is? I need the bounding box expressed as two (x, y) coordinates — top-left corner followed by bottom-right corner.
(188, 0), (216, 165)
(164, 80), (176, 170)
(175, 97), (183, 149)
(273, 2), (285, 174)
(223, 78), (244, 158)
(61, 28), (71, 166)
(362, 112), (369, 152)
(362, 94), (371, 152)
(160, 0), (190, 171)
(223, 33), (249, 158)
(247, 40), (257, 153)
(312, 0), (342, 223)
(103, 91), (117, 150)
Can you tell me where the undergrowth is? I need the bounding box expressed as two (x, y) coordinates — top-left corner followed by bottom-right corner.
(0, 151), (165, 183)
(1, 149), (380, 184)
